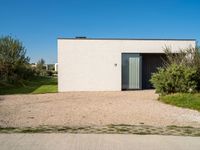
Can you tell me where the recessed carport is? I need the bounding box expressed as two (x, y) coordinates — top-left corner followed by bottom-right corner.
(142, 53), (166, 89)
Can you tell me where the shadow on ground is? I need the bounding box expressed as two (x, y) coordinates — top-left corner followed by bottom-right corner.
(0, 77), (57, 95)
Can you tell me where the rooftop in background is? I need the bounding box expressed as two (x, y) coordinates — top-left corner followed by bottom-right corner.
(58, 37), (196, 41)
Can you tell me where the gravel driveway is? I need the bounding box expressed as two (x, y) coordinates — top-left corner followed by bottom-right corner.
(0, 90), (200, 127)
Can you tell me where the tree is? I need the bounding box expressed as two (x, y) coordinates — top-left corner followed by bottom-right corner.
(36, 58), (45, 70)
(0, 36), (30, 83)
(36, 58), (47, 76)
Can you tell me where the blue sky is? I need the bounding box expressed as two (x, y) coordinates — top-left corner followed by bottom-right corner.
(0, 0), (199, 63)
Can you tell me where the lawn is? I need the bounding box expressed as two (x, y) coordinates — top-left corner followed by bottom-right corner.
(160, 93), (200, 112)
(0, 77), (57, 95)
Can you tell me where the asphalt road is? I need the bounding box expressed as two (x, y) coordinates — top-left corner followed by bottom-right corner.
(1, 134), (200, 150)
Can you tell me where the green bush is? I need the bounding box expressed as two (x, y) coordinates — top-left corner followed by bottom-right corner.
(46, 70), (54, 76)
(150, 64), (198, 95)
(150, 47), (200, 95)
(0, 36), (33, 85)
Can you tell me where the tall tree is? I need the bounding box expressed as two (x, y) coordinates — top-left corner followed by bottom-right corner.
(0, 36), (30, 83)
(36, 58), (45, 70)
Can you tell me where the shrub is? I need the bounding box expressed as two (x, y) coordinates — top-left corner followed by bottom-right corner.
(35, 58), (48, 77)
(150, 64), (198, 95)
(46, 70), (54, 76)
(150, 46), (200, 95)
(164, 46), (200, 68)
(164, 46), (200, 91)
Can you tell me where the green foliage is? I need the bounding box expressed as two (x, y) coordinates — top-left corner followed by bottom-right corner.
(164, 47), (200, 91)
(36, 58), (45, 70)
(46, 70), (54, 76)
(160, 93), (200, 112)
(164, 46), (200, 69)
(35, 58), (47, 76)
(0, 35), (56, 94)
(150, 46), (200, 95)
(151, 64), (198, 94)
(0, 36), (33, 84)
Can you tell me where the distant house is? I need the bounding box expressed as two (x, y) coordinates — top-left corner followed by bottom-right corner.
(31, 62), (57, 72)
(31, 63), (37, 68)
(46, 64), (55, 71)
(55, 63), (58, 72)
(58, 37), (196, 92)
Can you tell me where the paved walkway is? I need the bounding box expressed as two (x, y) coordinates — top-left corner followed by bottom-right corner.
(1, 134), (200, 150)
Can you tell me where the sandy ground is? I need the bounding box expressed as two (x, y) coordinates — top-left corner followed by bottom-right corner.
(0, 90), (200, 127)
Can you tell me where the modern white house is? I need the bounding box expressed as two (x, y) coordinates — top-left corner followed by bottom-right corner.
(58, 37), (196, 92)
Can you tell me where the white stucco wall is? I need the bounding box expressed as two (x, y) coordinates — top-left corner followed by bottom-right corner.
(58, 38), (196, 92)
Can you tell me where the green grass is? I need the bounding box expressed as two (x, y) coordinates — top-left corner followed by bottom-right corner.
(0, 77), (57, 95)
(160, 93), (200, 112)
(0, 125), (200, 136)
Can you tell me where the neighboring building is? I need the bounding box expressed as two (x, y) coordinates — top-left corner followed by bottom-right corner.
(31, 62), (57, 72)
(31, 63), (37, 68)
(46, 64), (55, 71)
(55, 63), (58, 72)
(58, 37), (196, 92)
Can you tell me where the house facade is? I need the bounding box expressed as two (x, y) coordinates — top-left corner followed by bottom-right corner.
(58, 38), (196, 92)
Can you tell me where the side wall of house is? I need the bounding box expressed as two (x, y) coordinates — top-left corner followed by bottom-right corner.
(58, 39), (195, 92)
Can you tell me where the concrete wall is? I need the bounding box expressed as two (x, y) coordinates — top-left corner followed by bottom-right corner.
(58, 39), (196, 92)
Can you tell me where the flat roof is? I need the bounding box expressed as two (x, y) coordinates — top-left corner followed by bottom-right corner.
(57, 37), (196, 41)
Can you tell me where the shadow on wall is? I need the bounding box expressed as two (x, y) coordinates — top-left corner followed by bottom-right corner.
(142, 54), (166, 89)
